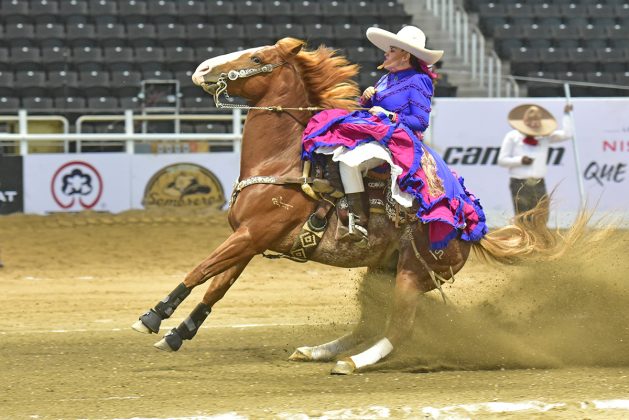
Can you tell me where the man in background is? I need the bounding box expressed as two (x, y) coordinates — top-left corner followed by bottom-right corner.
(498, 103), (573, 223)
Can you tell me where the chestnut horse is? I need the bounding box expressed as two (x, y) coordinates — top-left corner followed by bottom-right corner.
(132, 38), (577, 374)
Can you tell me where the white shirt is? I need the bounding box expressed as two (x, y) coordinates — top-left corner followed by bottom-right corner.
(498, 114), (573, 179)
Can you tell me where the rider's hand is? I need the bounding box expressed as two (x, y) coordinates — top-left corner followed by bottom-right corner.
(564, 104), (573, 114)
(368, 106), (387, 115)
(522, 156), (534, 165)
(361, 86), (375, 102)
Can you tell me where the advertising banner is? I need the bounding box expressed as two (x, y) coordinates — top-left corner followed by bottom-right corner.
(431, 98), (629, 225)
(23, 154), (131, 214)
(130, 153), (240, 210)
(0, 156), (24, 214)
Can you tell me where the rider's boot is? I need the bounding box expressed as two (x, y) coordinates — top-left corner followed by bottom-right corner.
(346, 192), (369, 245)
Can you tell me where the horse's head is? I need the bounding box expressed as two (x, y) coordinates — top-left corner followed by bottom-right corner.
(192, 39), (304, 103)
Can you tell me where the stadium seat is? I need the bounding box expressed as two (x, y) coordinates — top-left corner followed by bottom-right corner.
(333, 24), (364, 48)
(533, 3), (562, 18)
(96, 21), (126, 39)
(103, 45), (133, 62)
(304, 23), (334, 47)
(156, 23), (186, 40)
(377, 1), (412, 26)
(59, 0), (88, 15)
(54, 95), (88, 110)
(263, 0), (292, 24)
(214, 23), (246, 49)
(80, 69), (110, 88)
(164, 46), (195, 63)
(89, 0), (117, 14)
(0, 96), (21, 110)
(22, 95), (55, 110)
(72, 45), (103, 63)
(205, 0), (236, 24)
(0, 0), (29, 14)
(4, 22), (35, 39)
(348, 2), (379, 25)
(48, 70), (79, 88)
(292, 1), (322, 25)
(117, 0), (147, 15)
(66, 22), (96, 40)
(135, 45), (165, 62)
(244, 23), (276, 46)
(0, 68), (14, 86)
(126, 22), (156, 39)
(10, 45), (40, 64)
(274, 23), (305, 40)
(87, 96), (119, 110)
(186, 22), (217, 41)
(29, 0), (59, 16)
(146, 0), (176, 16)
(234, 0), (264, 24)
(177, 0), (205, 17)
(110, 69), (142, 87)
(35, 22), (65, 38)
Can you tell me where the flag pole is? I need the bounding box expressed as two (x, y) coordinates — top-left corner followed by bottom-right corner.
(563, 83), (586, 209)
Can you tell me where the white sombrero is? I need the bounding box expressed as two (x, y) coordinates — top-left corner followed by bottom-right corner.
(366, 26), (444, 65)
(508, 104), (557, 136)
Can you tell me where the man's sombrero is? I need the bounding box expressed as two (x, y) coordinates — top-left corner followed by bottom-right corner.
(508, 104), (557, 137)
(366, 26), (443, 66)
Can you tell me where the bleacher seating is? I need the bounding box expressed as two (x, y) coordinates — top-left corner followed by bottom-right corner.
(466, 0), (629, 96)
(0, 0), (457, 118)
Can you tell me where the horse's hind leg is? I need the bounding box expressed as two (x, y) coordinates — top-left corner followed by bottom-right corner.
(289, 267), (393, 362)
(132, 227), (257, 337)
(330, 246), (426, 374)
(153, 257), (252, 351)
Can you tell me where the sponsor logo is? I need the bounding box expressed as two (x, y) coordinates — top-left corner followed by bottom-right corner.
(143, 163), (225, 208)
(443, 146), (566, 165)
(0, 190), (18, 203)
(602, 140), (629, 152)
(51, 161), (104, 209)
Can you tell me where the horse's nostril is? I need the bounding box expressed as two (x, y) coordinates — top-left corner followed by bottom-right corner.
(200, 65), (210, 73)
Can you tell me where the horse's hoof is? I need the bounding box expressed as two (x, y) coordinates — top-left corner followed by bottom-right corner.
(133, 309), (162, 334)
(288, 347), (313, 362)
(131, 319), (152, 334)
(154, 328), (183, 352)
(330, 358), (356, 375)
(154, 337), (175, 352)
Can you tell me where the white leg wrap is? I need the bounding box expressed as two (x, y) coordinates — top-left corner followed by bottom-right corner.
(349, 337), (394, 369)
(339, 162), (365, 194)
(308, 333), (359, 361)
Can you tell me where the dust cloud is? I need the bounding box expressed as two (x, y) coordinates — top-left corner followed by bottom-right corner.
(356, 227), (629, 372)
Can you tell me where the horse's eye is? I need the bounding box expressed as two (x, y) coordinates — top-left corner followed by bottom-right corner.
(251, 56), (262, 64)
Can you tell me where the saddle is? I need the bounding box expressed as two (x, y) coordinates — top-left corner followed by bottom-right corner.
(273, 157), (418, 262)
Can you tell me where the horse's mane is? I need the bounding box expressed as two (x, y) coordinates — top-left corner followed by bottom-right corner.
(277, 38), (361, 110)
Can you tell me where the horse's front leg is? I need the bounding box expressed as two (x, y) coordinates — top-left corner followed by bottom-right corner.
(132, 227), (258, 337)
(153, 257), (252, 351)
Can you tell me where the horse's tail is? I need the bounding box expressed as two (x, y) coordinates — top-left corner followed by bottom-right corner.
(472, 199), (592, 265)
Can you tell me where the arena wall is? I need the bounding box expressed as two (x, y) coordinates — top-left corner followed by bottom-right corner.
(2, 98), (628, 227)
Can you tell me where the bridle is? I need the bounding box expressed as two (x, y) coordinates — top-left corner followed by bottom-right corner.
(200, 59), (325, 113)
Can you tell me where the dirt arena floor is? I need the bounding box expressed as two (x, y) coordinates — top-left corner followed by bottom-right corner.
(1, 209), (628, 419)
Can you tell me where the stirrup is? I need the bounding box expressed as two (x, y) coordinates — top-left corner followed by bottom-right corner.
(347, 212), (369, 247)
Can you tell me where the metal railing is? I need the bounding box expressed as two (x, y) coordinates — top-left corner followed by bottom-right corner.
(0, 109), (245, 155)
(425, 0), (519, 97)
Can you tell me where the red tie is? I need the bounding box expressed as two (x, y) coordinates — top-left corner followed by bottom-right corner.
(523, 136), (539, 146)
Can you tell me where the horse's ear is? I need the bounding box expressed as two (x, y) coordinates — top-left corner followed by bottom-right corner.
(288, 43), (303, 56)
(276, 38), (304, 59)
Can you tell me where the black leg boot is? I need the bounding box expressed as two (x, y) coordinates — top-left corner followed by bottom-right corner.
(345, 192), (369, 246)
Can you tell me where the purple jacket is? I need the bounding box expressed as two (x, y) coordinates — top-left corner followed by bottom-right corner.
(360, 68), (434, 133)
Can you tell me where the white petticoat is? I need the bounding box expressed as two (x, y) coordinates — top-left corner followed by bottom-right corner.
(315, 141), (415, 208)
